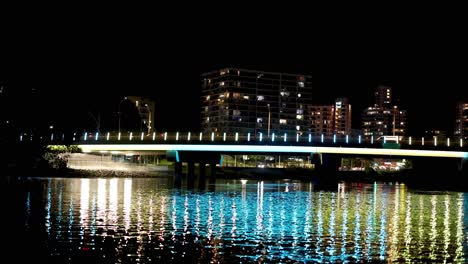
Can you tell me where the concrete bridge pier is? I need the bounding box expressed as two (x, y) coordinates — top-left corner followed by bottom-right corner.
(187, 162), (195, 189)
(174, 161), (183, 188)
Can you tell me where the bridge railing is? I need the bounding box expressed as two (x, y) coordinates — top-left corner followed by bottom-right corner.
(22, 131), (466, 150)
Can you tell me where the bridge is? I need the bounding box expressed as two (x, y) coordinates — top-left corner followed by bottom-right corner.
(30, 130), (467, 176)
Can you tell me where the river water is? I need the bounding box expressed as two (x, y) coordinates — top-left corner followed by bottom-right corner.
(2, 176), (468, 263)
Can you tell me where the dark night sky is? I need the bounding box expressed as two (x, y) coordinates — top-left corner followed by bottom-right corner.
(1, 16), (468, 135)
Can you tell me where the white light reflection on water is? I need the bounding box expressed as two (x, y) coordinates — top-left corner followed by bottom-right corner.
(24, 178), (468, 263)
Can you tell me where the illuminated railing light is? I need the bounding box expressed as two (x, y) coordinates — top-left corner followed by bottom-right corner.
(409, 136), (412, 145)
(164, 132), (167, 141)
(223, 132), (226, 141)
(259, 132), (263, 142)
(51, 133), (54, 141)
(346, 135), (349, 144)
(187, 132), (191, 141)
(211, 132), (215, 141)
(141, 132), (144, 141)
(118, 132), (121, 141)
(106, 132), (110, 141)
(447, 138), (450, 147)
(152, 132), (156, 141)
(129, 132), (133, 141)
(20, 135), (23, 141)
(199, 132), (203, 141)
(96, 132), (99, 141)
(422, 137), (424, 146)
(321, 134), (324, 143)
(84, 132), (88, 141)
(434, 136), (437, 146)
(384, 137), (386, 144)
(284, 133), (287, 142)
(308, 134), (312, 143)
(396, 136), (399, 144)
(460, 138), (463, 147)
(235, 132), (238, 142)
(371, 135), (374, 144)
(176, 132), (179, 141)
(358, 135), (361, 144)
(296, 134), (299, 142)
(272, 133), (275, 142)
(247, 132), (251, 142)
(333, 134), (336, 143)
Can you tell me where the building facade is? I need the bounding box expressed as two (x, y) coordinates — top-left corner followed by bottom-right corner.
(362, 86), (406, 137)
(126, 96), (155, 134)
(309, 98), (352, 137)
(455, 101), (468, 139)
(201, 68), (313, 135)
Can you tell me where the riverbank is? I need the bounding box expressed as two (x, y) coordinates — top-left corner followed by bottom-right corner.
(2, 165), (467, 191)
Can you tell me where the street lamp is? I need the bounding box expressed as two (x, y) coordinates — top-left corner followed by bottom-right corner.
(118, 97), (128, 133)
(267, 103), (271, 139)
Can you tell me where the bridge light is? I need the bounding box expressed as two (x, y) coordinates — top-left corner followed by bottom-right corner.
(20, 135), (23, 141)
(164, 132), (167, 141)
(284, 133), (287, 142)
(409, 136), (412, 145)
(51, 133), (54, 141)
(223, 132), (226, 141)
(383, 137), (386, 144)
(308, 134), (312, 143)
(346, 135), (349, 144)
(106, 132), (110, 141)
(199, 132), (203, 141)
(84, 132), (88, 141)
(333, 134), (336, 143)
(176, 132), (179, 141)
(129, 132), (133, 141)
(141, 132), (144, 141)
(152, 132), (156, 141)
(461, 138), (463, 147)
(434, 136), (437, 146)
(358, 135), (361, 144)
(118, 132), (121, 141)
(235, 132), (238, 142)
(422, 137), (424, 146)
(371, 135), (374, 144)
(247, 132), (251, 142)
(211, 132), (215, 142)
(296, 134), (299, 143)
(259, 132), (263, 142)
(95, 132), (99, 141)
(447, 138), (450, 147)
(187, 132), (191, 141)
(271, 133), (275, 142)
(321, 134), (324, 143)
(396, 136), (399, 144)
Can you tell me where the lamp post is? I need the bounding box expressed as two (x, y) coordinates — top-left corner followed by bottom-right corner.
(118, 97), (127, 133)
(267, 103), (271, 139)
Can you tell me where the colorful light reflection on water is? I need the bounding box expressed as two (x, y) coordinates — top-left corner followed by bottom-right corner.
(7, 177), (468, 263)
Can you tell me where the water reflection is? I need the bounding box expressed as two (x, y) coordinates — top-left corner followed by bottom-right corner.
(9, 177), (468, 263)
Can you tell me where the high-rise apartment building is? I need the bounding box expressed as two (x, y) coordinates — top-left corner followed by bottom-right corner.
(455, 101), (468, 140)
(309, 98), (352, 137)
(362, 86), (406, 137)
(201, 68), (313, 135)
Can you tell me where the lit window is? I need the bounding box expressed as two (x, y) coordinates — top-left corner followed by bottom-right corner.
(296, 109), (303, 114)
(400, 122), (404, 125)
(206, 95), (210, 101)
(206, 117), (210, 122)
(296, 126), (300, 131)
(205, 106), (208, 112)
(243, 95), (249, 100)
(257, 118), (263, 123)
(296, 115), (303, 120)
(298, 82), (304, 88)
(257, 95), (264, 101)
(233, 93), (240, 99)
(280, 119), (287, 124)
(220, 82), (225, 86)
(136, 101), (139, 107)
(298, 93), (302, 97)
